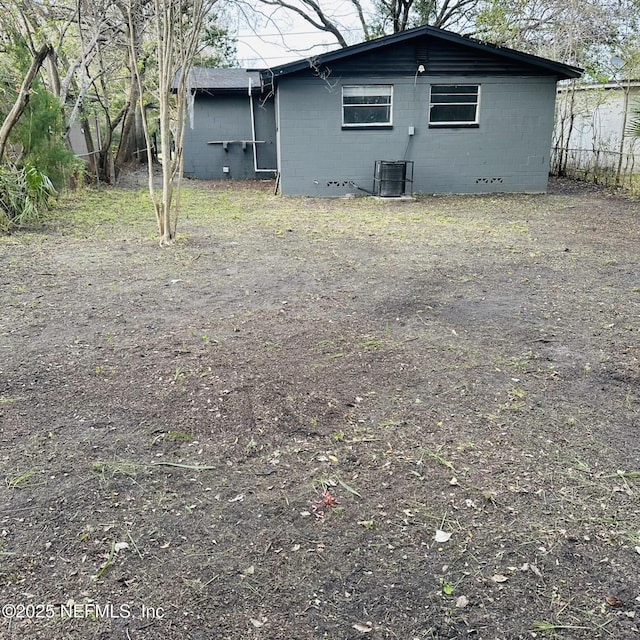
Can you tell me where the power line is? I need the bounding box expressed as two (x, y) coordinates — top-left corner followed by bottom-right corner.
(236, 27), (363, 38)
(238, 54), (324, 62)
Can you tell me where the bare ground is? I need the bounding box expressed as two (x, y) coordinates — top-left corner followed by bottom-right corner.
(0, 177), (639, 639)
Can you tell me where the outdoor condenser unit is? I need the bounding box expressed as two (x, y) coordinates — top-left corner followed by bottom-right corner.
(373, 160), (414, 197)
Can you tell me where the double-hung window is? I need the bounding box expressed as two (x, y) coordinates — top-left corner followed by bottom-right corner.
(342, 85), (393, 127)
(429, 85), (480, 127)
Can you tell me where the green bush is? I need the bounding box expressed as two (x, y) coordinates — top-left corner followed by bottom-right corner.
(12, 88), (82, 190)
(1, 35), (82, 190)
(0, 163), (56, 232)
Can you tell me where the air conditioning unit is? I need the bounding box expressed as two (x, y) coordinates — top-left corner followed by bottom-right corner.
(373, 160), (413, 197)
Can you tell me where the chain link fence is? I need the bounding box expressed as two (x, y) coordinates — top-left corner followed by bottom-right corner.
(551, 146), (639, 191)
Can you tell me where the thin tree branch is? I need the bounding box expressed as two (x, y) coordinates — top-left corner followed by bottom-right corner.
(258, 0), (349, 47)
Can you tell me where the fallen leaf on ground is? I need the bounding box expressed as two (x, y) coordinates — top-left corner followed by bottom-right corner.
(491, 574), (509, 583)
(521, 562), (542, 577)
(605, 595), (623, 607)
(353, 622), (373, 633)
(455, 595), (469, 608)
(434, 530), (452, 543)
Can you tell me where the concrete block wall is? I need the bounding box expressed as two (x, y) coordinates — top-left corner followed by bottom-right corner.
(276, 75), (557, 196)
(182, 94), (277, 180)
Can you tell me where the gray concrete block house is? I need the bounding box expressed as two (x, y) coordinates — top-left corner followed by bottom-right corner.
(182, 25), (581, 196)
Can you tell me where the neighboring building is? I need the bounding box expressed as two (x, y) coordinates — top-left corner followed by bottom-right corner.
(554, 80), (640, 180)
(182, 25), (581, 196)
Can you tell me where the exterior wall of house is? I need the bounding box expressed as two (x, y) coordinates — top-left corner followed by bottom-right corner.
(182, 94), (277, 180)
(275, 74), (558, 196)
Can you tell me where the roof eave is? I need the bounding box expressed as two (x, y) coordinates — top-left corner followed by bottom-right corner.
(260, 25), (583, 83)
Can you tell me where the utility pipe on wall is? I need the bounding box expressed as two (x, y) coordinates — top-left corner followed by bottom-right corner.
(249, 78), (277, 173)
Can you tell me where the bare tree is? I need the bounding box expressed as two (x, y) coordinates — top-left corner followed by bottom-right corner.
(248, 0), (364, 47)
(372, 0), (480, 34)
(128, 0), (216, 244)
(238, 0), (483, 56)
(473, 0), (628, 64)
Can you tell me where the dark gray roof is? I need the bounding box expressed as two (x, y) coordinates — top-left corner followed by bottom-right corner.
(260, 25), (583, 82)
(175, 68), (261, 92)
(184, 26), (582, 93)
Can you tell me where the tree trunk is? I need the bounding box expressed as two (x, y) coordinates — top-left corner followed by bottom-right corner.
(98, 124), (114, 183)
(82, 116), (98, 183)
(115, 97), (139, 175)
(158, 92), (174, 243)
(0, 44), (52, 163)
(115, 15), (144, 176)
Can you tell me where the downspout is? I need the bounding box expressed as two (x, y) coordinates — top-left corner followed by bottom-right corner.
(249, 78), (277, 173)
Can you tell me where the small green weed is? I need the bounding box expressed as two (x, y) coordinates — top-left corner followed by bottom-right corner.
(360, 336), (383, 349)
(441, 579), (455, 595)
(421, 447), (456, 472)
(92, 460), (141, 476)
(6, 469), (38, 489)
(572, 459), (591, 473)
(94, 541), (117, 581)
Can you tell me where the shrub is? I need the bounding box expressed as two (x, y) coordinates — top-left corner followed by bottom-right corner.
(0, 163), (56, 232)
(12, 88), (82, 190)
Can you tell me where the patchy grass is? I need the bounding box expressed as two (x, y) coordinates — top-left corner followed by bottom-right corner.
(0, 178), (639, 639)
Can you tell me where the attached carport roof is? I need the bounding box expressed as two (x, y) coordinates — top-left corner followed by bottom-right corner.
(173, 68), (261, 93)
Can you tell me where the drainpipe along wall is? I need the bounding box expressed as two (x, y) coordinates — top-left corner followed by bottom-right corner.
(249, 78), (277, 173)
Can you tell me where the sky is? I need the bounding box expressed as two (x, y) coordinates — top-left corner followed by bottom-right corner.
(235, 28), (340, 68)
(231, 1), (368, 68)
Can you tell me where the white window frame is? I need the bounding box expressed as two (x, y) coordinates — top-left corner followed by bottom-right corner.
(429, 84), (480, 127)
(342, 85), (393, 128)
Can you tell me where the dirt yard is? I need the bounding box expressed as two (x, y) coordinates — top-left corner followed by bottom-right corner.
(0, 178), (639, 639)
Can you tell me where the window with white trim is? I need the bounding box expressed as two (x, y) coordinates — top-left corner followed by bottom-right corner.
(429, 85), (480, 126)
(342, 85), (393, 127)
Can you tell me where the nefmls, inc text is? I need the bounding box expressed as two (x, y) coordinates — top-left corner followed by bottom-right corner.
(60, 603), (164, 620)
